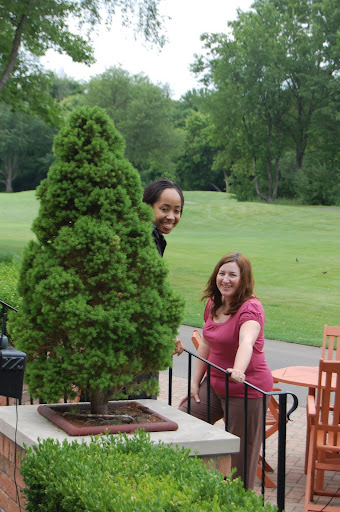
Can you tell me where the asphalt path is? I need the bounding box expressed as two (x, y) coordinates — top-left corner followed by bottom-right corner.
(163, 324), (322, 408)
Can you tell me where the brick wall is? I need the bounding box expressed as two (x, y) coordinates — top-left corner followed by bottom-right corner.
(200, 453), (232, 477)
(0, 433), (27, 512)
(0, 430), (231, 512)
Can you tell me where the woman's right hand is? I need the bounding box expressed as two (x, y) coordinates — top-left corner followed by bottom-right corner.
(178, 381), (201, 407)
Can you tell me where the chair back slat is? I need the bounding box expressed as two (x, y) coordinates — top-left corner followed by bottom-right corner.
(321, 325), (340, 361)
(316, 360), (340, 441)
(304, 357), (340, 509)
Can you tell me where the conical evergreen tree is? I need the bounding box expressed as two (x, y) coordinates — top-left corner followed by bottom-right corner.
(11, 106), (184, 414)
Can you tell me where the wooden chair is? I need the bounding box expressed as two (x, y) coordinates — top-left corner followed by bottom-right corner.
(191, 329), (277, 488)
(305, 326), (340, 472)
(321, 325), (340, 361)
(304, 359), (340, 512)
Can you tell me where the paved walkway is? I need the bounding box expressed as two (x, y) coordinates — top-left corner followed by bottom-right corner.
(159, 373), (340, 512)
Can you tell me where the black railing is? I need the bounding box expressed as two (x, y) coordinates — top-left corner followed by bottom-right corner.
(168, 348), (298, 512)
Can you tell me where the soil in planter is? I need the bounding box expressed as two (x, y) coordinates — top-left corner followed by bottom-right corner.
(55, 402), (166, 427)
(37, 400), (179, 435)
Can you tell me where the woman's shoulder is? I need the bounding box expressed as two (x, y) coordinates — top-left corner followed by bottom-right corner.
(238, 297), (264, 318)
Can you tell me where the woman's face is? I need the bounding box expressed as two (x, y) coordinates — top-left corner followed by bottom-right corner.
(152, 188), (182, 234)
(216, 261), (241, 301)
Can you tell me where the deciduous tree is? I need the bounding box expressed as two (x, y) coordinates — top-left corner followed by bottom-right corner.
(0, 103), (55, 192)
(84, 67), (181, 183)
(193, 0), (339, 202)
(0, 0), (165, 116)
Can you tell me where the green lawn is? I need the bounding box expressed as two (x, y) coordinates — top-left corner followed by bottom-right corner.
(1, 190), (339, 346)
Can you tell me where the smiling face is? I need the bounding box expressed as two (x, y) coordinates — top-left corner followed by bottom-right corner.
(152, 188), (182, 234)
(216, 261), (241, 302)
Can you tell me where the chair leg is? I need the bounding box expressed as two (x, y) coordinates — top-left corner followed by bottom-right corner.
(315, 452), (325, 493)
(256, 459), (276, 488)
(305, 417), (310, 474)
(304, 427), (317, 512)
(258, 455), (274, 473)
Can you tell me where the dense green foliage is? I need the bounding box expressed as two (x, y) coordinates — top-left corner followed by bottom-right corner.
(9, 106), (184, 413)
(193, 0), (339, 203)
(20, 430), (277, 512)
(83, 67), (181, 185)
(1, 0), (338, 203)
(0, 0), (165, 118)
(3, 190), (340, 346)
(0, 103), (55, 192)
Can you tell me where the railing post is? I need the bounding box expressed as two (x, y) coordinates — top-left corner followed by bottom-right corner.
(168, 366), (172, 406)
(277, 393), (288, 512)
(187, 353), (192, 415)
(206, 365), (211, 423)
(261, 393), (268, 497)
(243, 385), (248, 489)
(224, 373), (229, 430)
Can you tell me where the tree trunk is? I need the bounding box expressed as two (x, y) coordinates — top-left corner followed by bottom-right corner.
(3, 155), (18, 193)
(90, 390), (109, 415)
(223, 170), (230, 193)
(0, 14), (27, 93)
(210, 183), (223, 192)
(253, 156), (270, 202)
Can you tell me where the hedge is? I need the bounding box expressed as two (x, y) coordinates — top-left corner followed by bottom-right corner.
(20, 430), (277, 511)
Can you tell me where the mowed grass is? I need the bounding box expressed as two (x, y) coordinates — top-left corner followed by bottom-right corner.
(1, 190), (339, 346)
(164, 192), (340, 347)
(0, 191), (38, 254)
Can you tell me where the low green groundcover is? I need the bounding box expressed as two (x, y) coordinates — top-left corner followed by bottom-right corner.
(21, 430), (277, 511)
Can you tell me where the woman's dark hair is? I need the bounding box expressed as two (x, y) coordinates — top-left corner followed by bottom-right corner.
(202, 252), (255, 317)
(143, 178), (184, 213)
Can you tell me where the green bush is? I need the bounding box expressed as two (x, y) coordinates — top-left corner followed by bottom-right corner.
(294, 162), (340, 206)
(21, 430), (276, 512)
(9, 106), (184, 412)
(229, 161), (258, 202)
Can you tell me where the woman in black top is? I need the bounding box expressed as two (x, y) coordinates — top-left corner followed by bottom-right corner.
(143, 177), (184, 256)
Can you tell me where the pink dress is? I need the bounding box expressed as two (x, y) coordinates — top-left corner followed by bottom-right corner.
(203, 298), (273, 398)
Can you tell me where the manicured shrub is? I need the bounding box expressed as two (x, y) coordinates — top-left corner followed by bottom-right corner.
(20, 430), (277, 512)
(9, 106), (184, 413)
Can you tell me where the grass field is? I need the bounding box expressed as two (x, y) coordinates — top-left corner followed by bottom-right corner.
(1, 190), (339, 346)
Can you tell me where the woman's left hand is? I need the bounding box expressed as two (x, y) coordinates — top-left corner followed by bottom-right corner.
(227, 368), (246, 383)
(172, 338), (184, 356)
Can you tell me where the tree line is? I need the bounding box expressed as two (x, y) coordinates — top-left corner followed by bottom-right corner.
(1, 0), (339, 204)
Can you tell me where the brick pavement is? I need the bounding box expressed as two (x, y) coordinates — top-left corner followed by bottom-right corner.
(159, 373), (340, 512)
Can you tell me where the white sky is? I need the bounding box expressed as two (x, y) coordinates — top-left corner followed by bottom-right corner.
(41, 0), (253, 100)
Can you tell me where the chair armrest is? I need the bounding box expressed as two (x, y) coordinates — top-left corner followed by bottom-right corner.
(306, 394), (316, 423)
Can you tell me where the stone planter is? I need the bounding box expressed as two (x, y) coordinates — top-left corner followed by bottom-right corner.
(37, 400), (179, 436)
(0, 400), (240, 512)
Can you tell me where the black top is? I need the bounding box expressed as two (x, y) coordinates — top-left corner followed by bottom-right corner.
(151, 224), (166, 257)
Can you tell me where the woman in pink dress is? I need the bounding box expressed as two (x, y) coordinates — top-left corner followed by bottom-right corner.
(179, 252), (273, 489)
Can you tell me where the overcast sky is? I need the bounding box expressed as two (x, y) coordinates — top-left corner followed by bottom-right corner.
(41, 0), (253, 99)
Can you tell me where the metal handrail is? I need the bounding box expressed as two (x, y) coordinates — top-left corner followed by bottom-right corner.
(168, 348), (298, 512)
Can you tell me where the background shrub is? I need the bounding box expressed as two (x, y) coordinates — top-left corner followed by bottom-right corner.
(294, 161), (340, 206)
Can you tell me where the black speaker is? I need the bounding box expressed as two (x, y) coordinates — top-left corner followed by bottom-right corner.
(0, 335), (27, 400)
(0, 300), (26, 400)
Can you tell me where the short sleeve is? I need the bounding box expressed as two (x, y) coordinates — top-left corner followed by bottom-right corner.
(238, 299), (264, 327)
